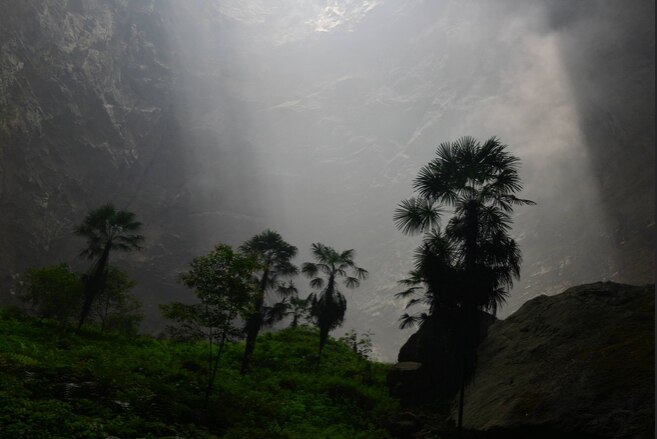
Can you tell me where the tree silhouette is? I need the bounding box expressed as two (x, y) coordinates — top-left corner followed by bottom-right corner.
(161, 244), (258, 403)
(75, 204), (143, 332)
(302, 243), (368, 370)
(238, 230), (298, 375)
(394, 136), (533, 434)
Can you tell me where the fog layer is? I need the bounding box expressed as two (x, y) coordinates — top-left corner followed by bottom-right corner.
(156, 1), (653, 359)
(0, 1), (651, 361)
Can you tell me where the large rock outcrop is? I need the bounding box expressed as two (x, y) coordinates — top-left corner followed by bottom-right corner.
(459, 282), (654, 438)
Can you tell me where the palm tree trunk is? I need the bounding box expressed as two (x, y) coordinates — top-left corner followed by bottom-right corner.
(240, 311), (262, 375)
(464, 202), (479, 272)
(457, 342), (467, 438)
(316, 325), (329, 372)
(240, 268), (269, 375)
(101, 288), (111, 331)
(457, 203), (479, 436)
(457, 306), (475, 438)
(76, 243), (111, 333)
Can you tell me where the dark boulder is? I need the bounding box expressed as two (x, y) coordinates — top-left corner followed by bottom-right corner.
(457, 282), (654, 439)
(387, 361), (425, 407)
(391, 310), (496, 405)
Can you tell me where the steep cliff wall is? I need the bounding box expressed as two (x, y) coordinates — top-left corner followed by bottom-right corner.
(0, 1), (194, 313)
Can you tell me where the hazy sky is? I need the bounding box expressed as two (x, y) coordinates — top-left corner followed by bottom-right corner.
(160, 0), (654, 360)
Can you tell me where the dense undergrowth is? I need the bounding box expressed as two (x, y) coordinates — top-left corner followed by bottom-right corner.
(0, 309), (397, 438)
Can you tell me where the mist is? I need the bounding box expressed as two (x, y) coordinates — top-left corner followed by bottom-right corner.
(141, 0), (652, 360)
(0, 0), (652, 363)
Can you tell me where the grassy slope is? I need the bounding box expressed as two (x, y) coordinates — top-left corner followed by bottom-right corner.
(0, 310), (398, 439)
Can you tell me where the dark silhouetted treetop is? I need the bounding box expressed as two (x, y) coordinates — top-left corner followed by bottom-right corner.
(74, 204), (144, 331)
(394, 136), (534, 236)
(393, 136), (534, 436)
(75, 204), (144, 258)
(394, 136), (533, 314)
(238, 229), (298, 374)
(302, 242), (368, 369)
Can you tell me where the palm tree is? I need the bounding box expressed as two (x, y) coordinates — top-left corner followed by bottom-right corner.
(75, 204), (143, 332)
(287, 292), (311, 328)
(394, 136), (533, 310)
(302, 243), (368, 370)
(394, 136), (533, 435)
(396, 229), (461, 330)
(238, 230), (298, 375)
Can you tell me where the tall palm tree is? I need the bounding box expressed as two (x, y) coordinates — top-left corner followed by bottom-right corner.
(75, 204), (143, 332)
(238, 230), (298, 375)
(302, 243), (368, 370)
(394, 136), (533, 436)
(394, 136), (533, 311)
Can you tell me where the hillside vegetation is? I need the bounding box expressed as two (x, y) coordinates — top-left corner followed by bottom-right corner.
(0, 310), (397, 439)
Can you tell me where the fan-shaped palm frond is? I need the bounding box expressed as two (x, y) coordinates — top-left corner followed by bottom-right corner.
(303, 242), (368, 369)
(74, 204), (144, 332)
(238, 230), (298, 374)
(75, 204), (144, 259)
(394, 197), (443, 235)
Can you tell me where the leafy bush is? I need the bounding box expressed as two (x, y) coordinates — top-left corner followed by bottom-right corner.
(19, 264), (83, 325)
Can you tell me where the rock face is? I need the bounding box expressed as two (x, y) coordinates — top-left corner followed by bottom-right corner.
(0, 1), (193, 308)
(460, 282), (654, 439)
(0, 1), (264, 324)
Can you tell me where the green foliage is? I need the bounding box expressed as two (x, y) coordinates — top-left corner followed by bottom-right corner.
(18, 263), (143, 335)
(19, 264), (83, 326)
(339, 329), (374, 360)
(286, 292), (311, 328)
(163, 244), (258, 341)
(0, 311), (396, 438)
(162, 244), (259, 400)
(91, 266), (143, 335)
